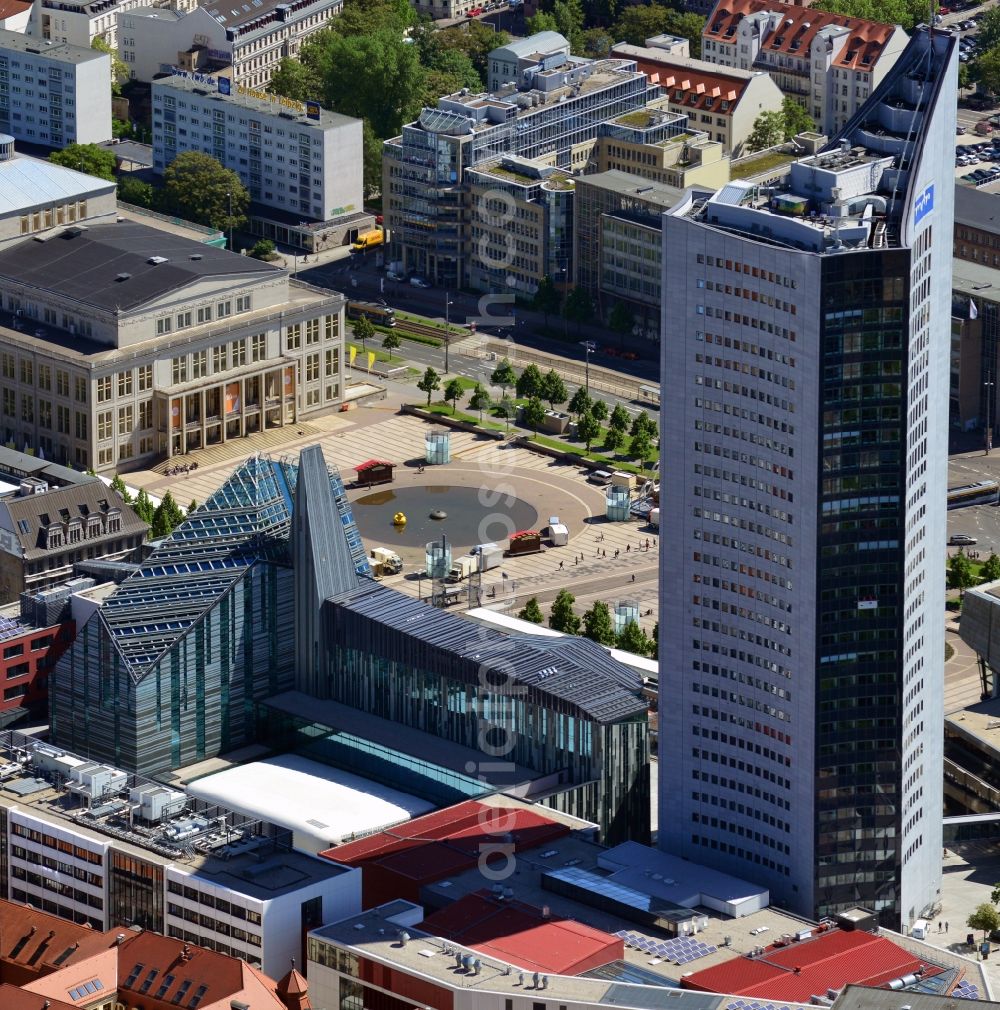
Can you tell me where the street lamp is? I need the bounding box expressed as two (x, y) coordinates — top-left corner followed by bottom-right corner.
(580, 340), (596, 395)
(226, 190), (232, 251)
(986, 375), (996, 455)
(444, 292), (455, 375)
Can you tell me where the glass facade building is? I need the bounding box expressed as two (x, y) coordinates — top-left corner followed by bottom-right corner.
(659, 29), (956, 930)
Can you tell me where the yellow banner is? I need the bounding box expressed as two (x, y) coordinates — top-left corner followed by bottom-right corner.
(349, 346), (357, 367)
(236, 83), (305, 115)
(367, 351), (375, 371)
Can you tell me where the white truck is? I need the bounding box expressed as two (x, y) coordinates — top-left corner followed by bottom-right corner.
(447, 555), (480, 582)
(370, 546), (403, 575)
(546, 516), (569, 547)
(471, 543), (503, 570)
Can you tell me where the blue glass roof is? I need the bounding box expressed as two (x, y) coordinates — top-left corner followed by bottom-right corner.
(100, 453), (369, 680)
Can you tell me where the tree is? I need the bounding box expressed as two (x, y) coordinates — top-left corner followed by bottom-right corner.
(568, 386), (592, 419)
(496, 396), (517, 430)
(268, 57), (320, 100)
(949, 550), (978, 598)
(618, 619), (653, 657)
(382, 331), (401, 352)
(746, 110), (785, 153)
(613, 5), (706, 56)
(990, 881), (1000, 907)
(353, 314), (376, 351)
(549, 589), (580, 634)
(609, 403), (631, 434)
(49, 144), (116, 180)
(630, 429), (654, 467)
(117, 176), (155, 208)
(582, 601), (616, 645)
(188, 500), (198, 515)
(110, 474), (132, 505)
(630, 410), (657, 439)
(810, 0), (927, 29)
(959, 62), (972, 93)
(133, 488), (155, 528)
(984, 553), (1000, 583)
(652, 621), (658, 648)
(580, 28), (614, 59)
(527, 10), (560, 34)
(444, 377), (466, 414)
(564, 286), (594, 325)
(418, 366), (441, 406)
(969, 903), (1000, 940)
(521, 397), (546, 438)
(438, 22), (508, 81)
(577, 409), (601, 451)
(552, 0), (586, 52)
(92, 36), (128, 96)
(590, 399), (608, 423)
(162, 152), (249, 233)
(974, 45), (1000, 96)
(491, 358), (517, 397)
(518, 597), (544, 624)
(781, 96), (814, 139)
(609, 301), (633, 345)
(603, 426), (625, 455)
(151, 491), (185, 539)
(533, 275), (561, 325)
(541, 369), (568, 410)
(468, 383), (491, 421)
(249, 239), (276, 260)
(362, 121), (384, 200)
(516, 363), (544, 399)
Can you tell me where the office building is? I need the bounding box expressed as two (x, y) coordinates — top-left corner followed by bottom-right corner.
(0, 606), (73, 722)
(953, 184), (1000, 268)
(0, 732), (361, 977)
(951, 258), (1000, 435)
(487, 30), (570, 90)
(0, 220), (346, 472)
(573, 171), (683, 341)
(592, 104), (731, 188)
(0, 138), (116, 246)
(658, 28), (956, 929)
(383, 33), (653, 288)
(0, 30), (111, 146)
(152, 75), (367, 246)
(701, 0), (908, 136)
(464, 156), (574, 297)
(612, 42), (785, 156)
(0, 447), (146, 602)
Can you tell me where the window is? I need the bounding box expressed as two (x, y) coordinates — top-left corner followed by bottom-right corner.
(285, 323), (301, 351)
(325, 314), (339, 340)
(74, 377), (87, 403)
(156, 316), (172, 335)
(118, 404), (133, 434)
(172, 357), (188, 384)
(231, 340), (246, 367)
(39, 400), (51, 429)
(217, 300), (232, 318)
(236, 294), (251, 313)
(75, 412), (87, 440)
(213, 345), (227, 372)
(137, 364), (152, 391)
(305, 318), (320, 344)
(97, 376), (112, 402)
(192, 350), (207, 379)
(176, 311), (192, 330)
(19, 358), (31, 385)
(118, 370), (133, 396)
(57, 404), (70, 434)
(138, 400), (153, 430)
(20, 395), (33, 423)
(56, 370), (69, 397)
(250, 334), (265, 362)
(97, 410), (112, 441)
(305, 353), (320, 382)
(197, 305), (212, 324)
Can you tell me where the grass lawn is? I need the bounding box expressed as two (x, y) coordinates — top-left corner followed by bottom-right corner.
(424, 403), (506, 432)
(731, 150), (796, 179)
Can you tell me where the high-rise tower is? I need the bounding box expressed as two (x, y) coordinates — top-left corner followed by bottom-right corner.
(658, 28), (956, 929)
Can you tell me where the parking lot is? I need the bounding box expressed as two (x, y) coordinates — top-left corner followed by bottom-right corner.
(948, 454), (1000, 556)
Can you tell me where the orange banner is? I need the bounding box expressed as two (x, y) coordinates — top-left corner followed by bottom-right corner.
(225, 382), (240, 415)
(171, 399), (181, 430)
(284, 366), (295, 395)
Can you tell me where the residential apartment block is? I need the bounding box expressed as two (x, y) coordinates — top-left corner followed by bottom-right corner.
(152, 75), (363, 226)
(0, 221), (346, 473)
(0, 607), (73, 720)
(573, 171), (682, 341)
(119, 0), (341, 89)
(384, 33), (653, 288)
(0, 30), (111, 146)
(0, 733), (360, 978)
(0, 452), (146, 603)
(701, 0), (908, 136)
(612, 42), (784, 156)
(26, 0), (147, 47)
(658, 28), (956, 929)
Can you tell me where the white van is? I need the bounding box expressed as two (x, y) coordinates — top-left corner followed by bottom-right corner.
(911, 919), (929, 939)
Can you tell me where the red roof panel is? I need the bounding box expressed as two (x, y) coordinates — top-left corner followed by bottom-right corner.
(354, 459), (394, 472)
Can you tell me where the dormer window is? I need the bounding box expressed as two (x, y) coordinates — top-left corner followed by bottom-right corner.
(45, 527), (63, 550)
(67, 521), (82, 544)
(106, 512), (121, 534)
(87, 517), (102, 538)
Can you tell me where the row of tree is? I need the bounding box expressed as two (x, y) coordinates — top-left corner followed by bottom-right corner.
(519, 589), (657, 657)
(948, 549), (1000, 596)
(110, 475), (192, 540)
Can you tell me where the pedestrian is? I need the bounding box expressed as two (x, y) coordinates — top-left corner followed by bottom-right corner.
(575, 557), (579, 565)
(615, 549), (620, 558)
(626, 544), (631, 553)
(559, 560), (564, 570)
(946, 922), (950, 933)
(938, 921), (943, 933)
(646, 538), (650, 549)
(631, 574), (636, 583)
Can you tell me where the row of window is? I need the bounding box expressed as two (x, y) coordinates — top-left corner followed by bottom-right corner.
(96, 366), (153, 402)
(157, 296), (252, 338)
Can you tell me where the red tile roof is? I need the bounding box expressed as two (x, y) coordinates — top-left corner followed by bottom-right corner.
(354, 459), (394, 471)
(0, 983), (76, 1010)
(704, 0), (896, 70)
(681, 928), (941, 1002)
(0, 0), (30, 18)
(612, 50), (748, 115)
(420, 891), (623, 976)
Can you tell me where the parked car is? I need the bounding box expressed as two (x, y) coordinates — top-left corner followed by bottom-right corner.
(950, 533), (978, 546)
(409, 276), (432, 288)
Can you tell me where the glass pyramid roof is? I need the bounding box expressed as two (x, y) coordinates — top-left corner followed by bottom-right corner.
(100, 453), (368, 680)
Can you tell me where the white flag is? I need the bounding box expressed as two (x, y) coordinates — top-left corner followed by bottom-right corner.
(971, 299), (979, 320)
